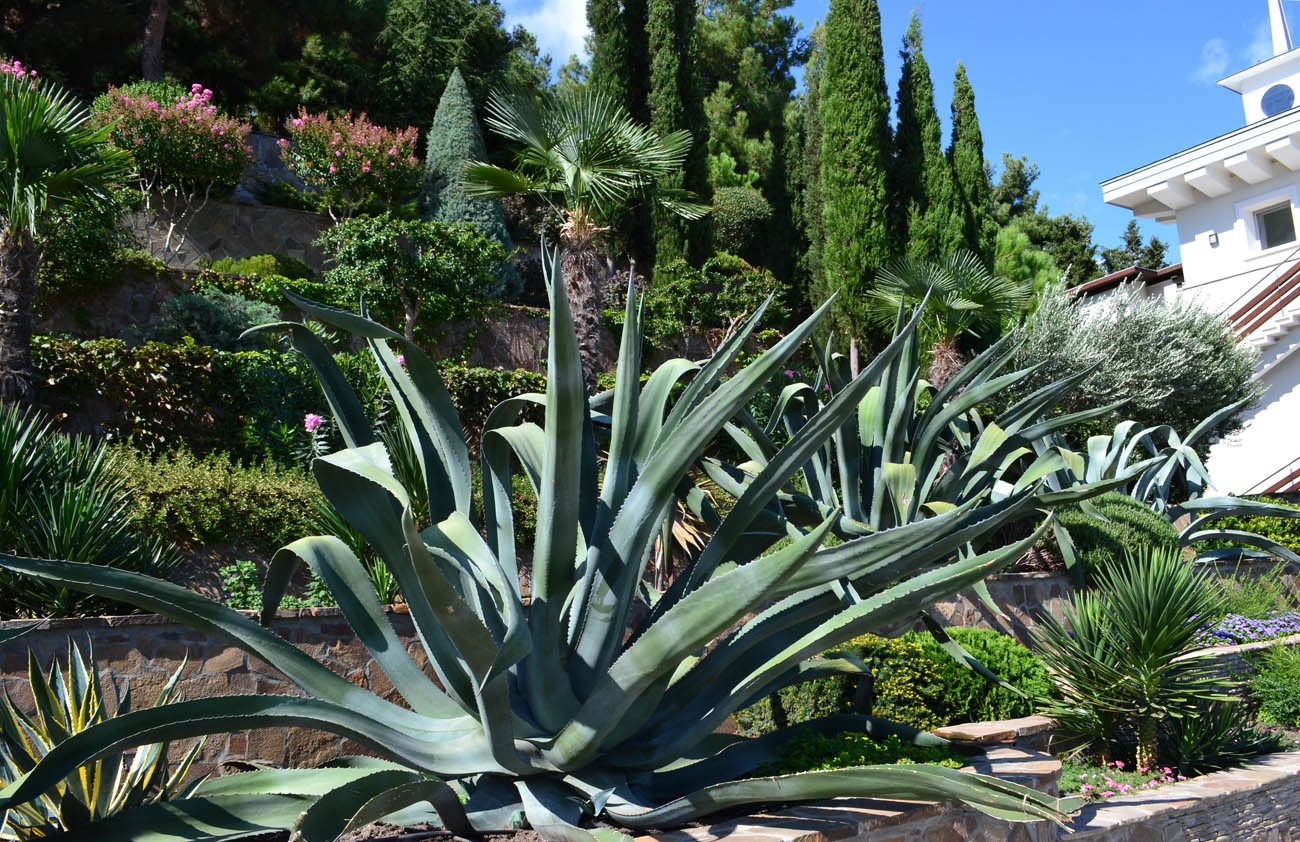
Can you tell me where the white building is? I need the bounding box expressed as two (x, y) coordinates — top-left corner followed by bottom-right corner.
(1092, 0), (1300, 495)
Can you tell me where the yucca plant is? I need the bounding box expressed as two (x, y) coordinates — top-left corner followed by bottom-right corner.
(0, 641), (203, 839)
(1034, 548), (1236, 771)
(0, 249), (1087, 840)
(0, 406), (181, 617)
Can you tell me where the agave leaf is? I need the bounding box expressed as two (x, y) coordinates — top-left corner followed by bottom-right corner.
(0, 552), (433, 732)
(62, 793), (319, 842)
(0, 695), (506, 815)
(313, 447), (481, 712)
(645, 714), (957, 800)
(480, 393), (547, 584)
(1182, 529), (1300, 565)
(526, 247), (587, 727)
(607, 765), (1080, 829)
(241, 321), (375, 449)
(293, 769), (473, 841)
(262, 536), (459, 720)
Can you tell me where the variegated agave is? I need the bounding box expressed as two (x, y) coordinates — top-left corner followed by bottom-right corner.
(0, 250), (1087, 841)
(0, 641), (202, 839)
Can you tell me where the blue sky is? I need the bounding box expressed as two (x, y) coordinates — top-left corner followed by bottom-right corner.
(500, 0), (1300, 264)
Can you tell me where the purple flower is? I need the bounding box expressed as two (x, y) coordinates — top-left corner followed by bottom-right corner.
(304, 413), (324, 433)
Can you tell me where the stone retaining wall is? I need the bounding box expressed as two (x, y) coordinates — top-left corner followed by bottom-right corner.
(1065, 751), (1300, 841)
(0, 609), (424, 777)
(127, 197), (331, 274)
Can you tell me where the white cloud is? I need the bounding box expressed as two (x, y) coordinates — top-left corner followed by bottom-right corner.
(1245, 18), (1273, 65)
(503, 0), (591, 66)
(1190, 37), (1230, 84)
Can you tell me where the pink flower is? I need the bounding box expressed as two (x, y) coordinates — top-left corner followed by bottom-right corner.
(328, 164), (337, 174)
(396, 354), (406, 366)
(1113, 761), (1124, 769)
(304, 413), (324, 433)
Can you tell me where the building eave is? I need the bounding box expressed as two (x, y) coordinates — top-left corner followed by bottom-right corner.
(1101, 109), (1300, 217)
(1218, 48), (1300, 93)
(1067, 263), (1184, 298)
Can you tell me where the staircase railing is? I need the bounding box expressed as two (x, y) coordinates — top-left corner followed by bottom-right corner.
(1227, 257), (1300, 339)
(1245, 456), (1300, 495)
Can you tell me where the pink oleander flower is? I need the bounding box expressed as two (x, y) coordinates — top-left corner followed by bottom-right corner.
(304, 413), (324, 433)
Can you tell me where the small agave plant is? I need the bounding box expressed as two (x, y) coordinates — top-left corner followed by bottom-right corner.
(0, 641), (203, 840)
(0, 249), (1089, 841)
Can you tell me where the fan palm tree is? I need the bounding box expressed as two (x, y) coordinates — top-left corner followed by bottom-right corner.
(0, 68), (132, 403)
(865, 250), (1029, 388)
(462, 87), (707, 387)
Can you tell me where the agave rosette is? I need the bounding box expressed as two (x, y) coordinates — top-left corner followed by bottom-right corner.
(0, 249), (1086, 841)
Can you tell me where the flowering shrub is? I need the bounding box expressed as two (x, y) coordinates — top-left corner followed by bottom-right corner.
(98, 82), (251, 256)
(1060, 759), (1186, 803)
(1194, 611), (1300, 647)
(279, 110), (420, 219)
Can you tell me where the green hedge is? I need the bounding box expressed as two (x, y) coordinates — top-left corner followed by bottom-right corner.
(32, 335), (545, 461)
(1055, 491), (1180, 576)
(733, 628), (1049, 736)
(117, 448), (322, 554)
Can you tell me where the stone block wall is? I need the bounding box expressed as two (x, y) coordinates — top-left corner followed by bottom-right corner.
(0, 609), (425, 777)
(1065, 751), (1300, 841)
(127, 198), (331, 274)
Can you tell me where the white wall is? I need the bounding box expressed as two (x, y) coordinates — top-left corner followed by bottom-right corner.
(1207, 346), (1300, 493)
(1173, 166), (1300, 313)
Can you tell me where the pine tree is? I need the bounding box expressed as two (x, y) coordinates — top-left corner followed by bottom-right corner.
(816, 0), (892, 338)
(648, 0), (712, 268)
(420, 68), (519, 296)
(890, 13), (960, 263)
(947, 63), (996, 265)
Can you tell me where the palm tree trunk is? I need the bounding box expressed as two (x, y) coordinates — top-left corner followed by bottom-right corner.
(0, 235), (39, 405)
(560, 242), (615, 390)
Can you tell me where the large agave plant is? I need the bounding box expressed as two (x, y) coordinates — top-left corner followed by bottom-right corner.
(711, 318), (1139, 603)
(1031, 402), (1300, 573)
(0, 250), (1086, 841)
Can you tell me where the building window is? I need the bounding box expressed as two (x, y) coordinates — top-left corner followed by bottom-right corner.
(1258, 203), (1297, 250)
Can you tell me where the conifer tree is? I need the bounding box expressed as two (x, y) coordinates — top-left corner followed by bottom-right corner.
(947, 63), (996, 265)
(588, 0), (651, 122)
(816, 0), (892, 338)
(648, 0), (712, 268)
(420, 68), (519, 295)
(890, 14), (959, 263)
(797, 24), (825, 308)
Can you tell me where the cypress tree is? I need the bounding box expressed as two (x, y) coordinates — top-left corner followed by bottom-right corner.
(589, 0), (653, 264)
(588, 0), (630, 106)
(798, 24), (825, 311)
(816, 0), (892, 338)
(588, 0), (650, 121)
(648, 0), (712, 268)
(947, 63), (996, 264)
(890, 13), (959, 263)
(420, 67), (520, 296)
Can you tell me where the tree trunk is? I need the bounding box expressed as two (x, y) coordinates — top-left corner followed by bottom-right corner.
(560, 242), (615, 391)
(1136, 717), (1158, 773)
(926, 336), (966, 390)
(141, 0), (170, 81)
(0, 235), (40, 405)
